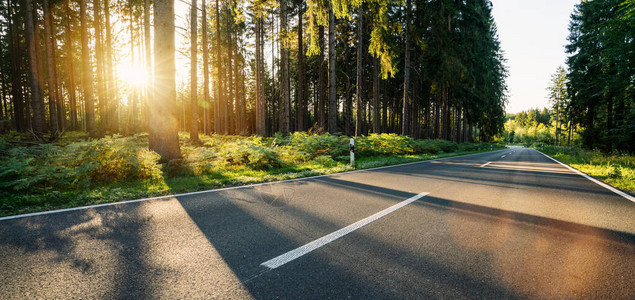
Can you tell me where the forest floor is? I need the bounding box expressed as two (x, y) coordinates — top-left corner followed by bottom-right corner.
(535, 145), (635, 194)
(0, 131), (504, 217)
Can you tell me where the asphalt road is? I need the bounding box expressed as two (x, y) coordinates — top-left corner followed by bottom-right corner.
(1, 147), (634, 299)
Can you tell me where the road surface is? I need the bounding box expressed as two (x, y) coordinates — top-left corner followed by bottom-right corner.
(1, 147), (634, 299)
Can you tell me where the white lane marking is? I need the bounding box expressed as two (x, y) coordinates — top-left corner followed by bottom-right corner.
(501, 155), (506, 158)
(480, 162), (492, 167)
(536, 150), (635, 203)
(0, 150), (503, 222)
(260, 192), (430, 269)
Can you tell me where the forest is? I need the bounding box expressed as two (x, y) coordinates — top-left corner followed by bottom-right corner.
(565, 0), (634, 153)
(0, 0), (508, 161)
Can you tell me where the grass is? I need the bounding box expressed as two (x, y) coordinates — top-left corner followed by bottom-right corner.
(0, 131), (504, 217)
(537, 145), (635, 194)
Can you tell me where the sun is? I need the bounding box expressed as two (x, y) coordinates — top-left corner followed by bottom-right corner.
(117, 64), (148, 87)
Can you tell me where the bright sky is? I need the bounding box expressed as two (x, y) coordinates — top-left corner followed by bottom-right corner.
(490, 0), (579, 113)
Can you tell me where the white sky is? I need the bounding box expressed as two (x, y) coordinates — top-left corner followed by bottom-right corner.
(490, 0), (579, 113)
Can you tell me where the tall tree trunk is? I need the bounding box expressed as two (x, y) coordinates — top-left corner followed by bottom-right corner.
(150, 0), (181, 160)
(141, 0), (150, 131)
(215, 0), (225, 133)
(25, 0), (46, 134)
(43, 0), (58, 136)
(434, 96), (440, 138)
(190, 0), (199, 142)
(402, 0), (411, 136)
(94, 0), (107, 132)
(296, 4), (305, 132)
(202, 0), (209, 134)
(327, 8), (336, 133)
(234, 29), (243, 134)
(128, 0), (137, 133)
(80, 0), (96, 136)
(318, 25), (325, 129)
(255, 16), (265, 135)
(8, 0), (25, 131)
(226, 3), (235, 135)
(373, 57), (380, 133)
(53, 18), (64, 131)
(105, 0), (117, 131)
(278, 0), (289, 134)
(355, 5), (362, 136)
(64, 0), (77, 129)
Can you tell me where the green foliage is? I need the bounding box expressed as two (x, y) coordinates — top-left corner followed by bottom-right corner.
(217, 138), (286, 170)
(287, 132), (349, 158)
(566, 0), (635, 153)
(0, 135), (164, 194)
(355, 134), (415, 156)
(537, 145), (635, 193)
(503, 108), (582, 146)
(0, 133), (499, 216)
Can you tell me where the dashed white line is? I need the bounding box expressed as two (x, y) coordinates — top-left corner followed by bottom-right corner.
(501, 155), (506, 158)
(480, 162), (492, 167)
(260, 192), (430, 269)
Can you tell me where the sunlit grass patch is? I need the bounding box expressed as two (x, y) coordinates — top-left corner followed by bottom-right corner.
(540, 146), (635, 194)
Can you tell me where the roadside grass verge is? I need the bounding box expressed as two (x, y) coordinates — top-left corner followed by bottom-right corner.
(0, 132), (504, 217)
(537, 145), (635, 194)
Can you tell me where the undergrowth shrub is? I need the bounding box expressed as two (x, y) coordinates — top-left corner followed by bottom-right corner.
(412, 139), (441, 154)
(287, 132), (348, 158)
(312, 155), (338, 167)
(355, 134), (415, 156)
(0, 135), (163, 193)
(217, 138), (285, 170)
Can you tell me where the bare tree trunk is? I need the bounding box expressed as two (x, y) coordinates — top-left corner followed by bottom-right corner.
(355, 5), (362, 136)
(142, 0), (150, 132)
(190, 0), (199, 142)
(255, 16), (265, 135)
(128, 0), (137, 133)
(278, 0), (289, 135)
(296, 3), (305, 132)
(202, 0), (209, 134)
(328, 8), (336, 133)
(43, 0), (58, 136)
(63, 0), (78, 129)
(402, 0), (411, 136)
(215, 0), (225, 134)
(79, 0), (96, 136)
(105, 0), (117, 132)
(52, 13), (64, 131)
(149, 0), (181, 160)
(227, 3), (235, 135)
(234, 42), (248, 134)
(25, 0), (46, 134)
(93, 0), (107, 132)
(318, 25), (325, 129)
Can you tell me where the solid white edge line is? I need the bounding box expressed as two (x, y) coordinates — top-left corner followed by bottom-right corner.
(480, 162), (492, 168)
(0, 150), (505, 222)
(535, 149), (635, 203)
(260, 192), (430, 269)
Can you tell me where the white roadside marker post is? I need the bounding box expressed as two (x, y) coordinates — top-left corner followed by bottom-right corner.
(350, 138), (355, 168)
